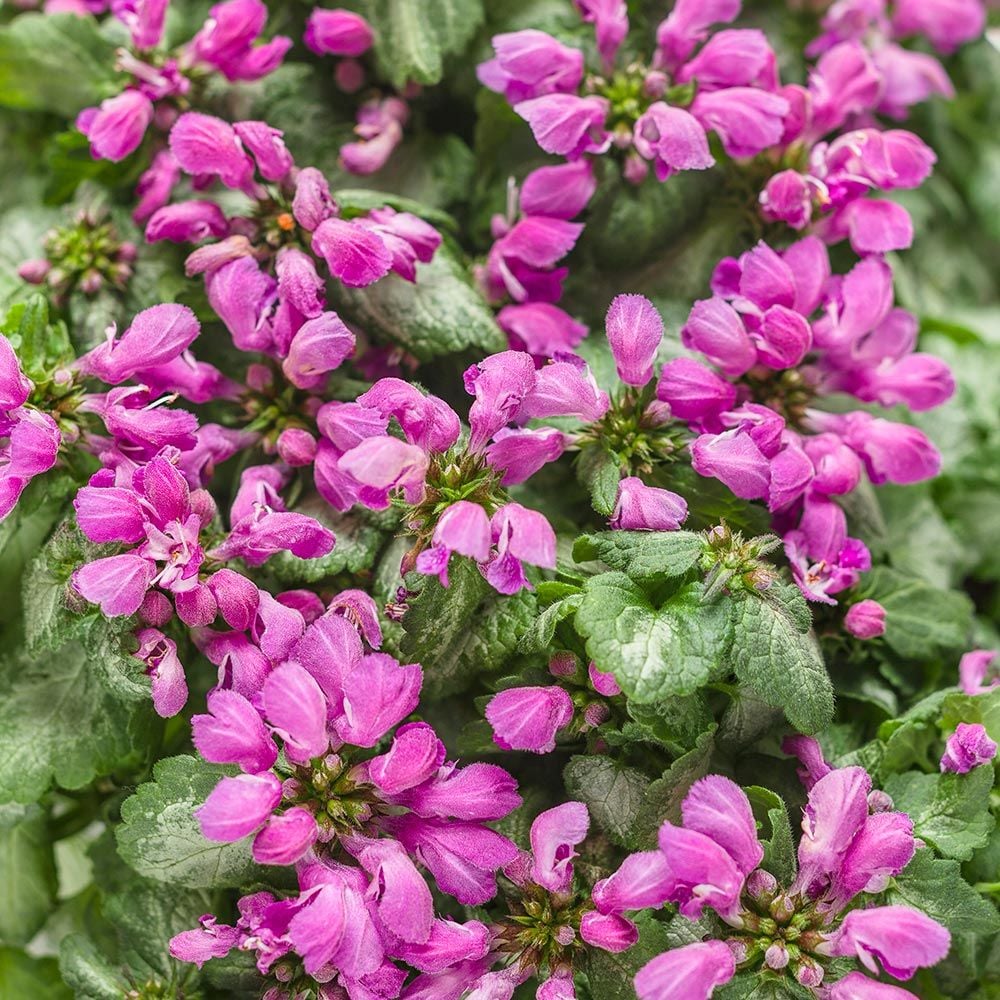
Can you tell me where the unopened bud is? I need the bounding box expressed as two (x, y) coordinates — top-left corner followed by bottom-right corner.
(764, 942), (789, 970)
(770, 894), (795, 924)
(277, 427), (318, 466)
(642, 70), (668, 99)
(746, 868), (778, 902)
(549, 651), (578, 677)
(796, 958), (824, 987)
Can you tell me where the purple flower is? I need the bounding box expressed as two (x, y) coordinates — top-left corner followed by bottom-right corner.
(634, 940), (737, 1000)
(77, 90), (154, 162)
(479, 30), (584, 103)
(656, 358), (736, 421)
(75, 304), (200, 384)
(340, 96), (409, 175)
(485, 686), (575, 753)
(514, 94), (610, 159)
(304, 8), (373, 56)
(486, 427), (569, 486)
(605, 294), (665, 387)
(823, 905), (951, 979)
(892, 0), (985, 53)
(611, 478), (688, 531)
(497, 304), (587, 358)
(632, 103), (714, 181)
(232, 120), (294, 181)
(190, 0), (291, 81)
(312, 217), (394, 287)
(959, 649), (1000, 696)
(519, 160), (597, 220)
(574, 0), (628, 69)
(940, 722), (998, 774)
(845, 600), (886, 639)
(655, 0), (741, 71)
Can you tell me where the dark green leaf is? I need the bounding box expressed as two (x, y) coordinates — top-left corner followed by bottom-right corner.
(572, 530), (706, 582)
(585, 912), (671, 1000)
(400, 559), (536, 698)
(0, 947), (71, 999)
(882, 767), (995, 861)
(627, 728), (717, 849)
(564, 756), (649, 848)
(729, 584), (834, 735)
(517, 592), (583, 654)
(576, 445), (622, 517)
(856, 567), (973, 660)
(745, 786), (796, 885)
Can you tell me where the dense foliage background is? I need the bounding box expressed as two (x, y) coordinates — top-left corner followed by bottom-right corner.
(0, 1), (999, 998)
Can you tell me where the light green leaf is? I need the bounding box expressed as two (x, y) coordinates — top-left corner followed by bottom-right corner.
(59, 936), (125, 1000)
(883, 767), (995, 861)
(329, 239), (505, 362)
(0, 948), (71, 1000)
(575, 574), (732, 702)
(729, 584), (834, 735)
(0, 804), (57, 946)
(517, 592), (583, 654)
(572, 530), (706, 582)
(367, 0), (485, 89)
(716, 972), (815, 1000)
(116, 756), (262, 889)
(0, 640), (150, 803)
(0, 13), (119, 116)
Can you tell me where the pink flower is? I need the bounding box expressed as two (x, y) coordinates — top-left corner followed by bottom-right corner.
(633, 103), (714, 181)
(479, 30), (584, 103)
(304, 8), (373, 56)
(844, 600), (886, 639)
(611, 478), (688, 531)
(634, 940), (737, 1000)
(485, 686), (574, 753)
(340, 96), (409, 175)
(77, 90), (154, 162)
(959, 649), (1000, 696)
(311, 217), (394, 287)
(415, 501), (492, 587)
(483, 503), (557, 595)
(892, 0), (985, 53)
(190, 0), (291, 81)
(528, 801), (590, 892)
(514, 94), (610, 159)
(605, 294), (665, 387)
(940, 722), (998, 774)
(824, 905), (951, 979)
(169, 112), (256, 192)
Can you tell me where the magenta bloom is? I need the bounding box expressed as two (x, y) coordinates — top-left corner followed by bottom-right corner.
(605, 294), (665, 387)
(77, 90), (154, 163)
(940, 723), (998, 774)
(611, 478), (688, 531)
(959, 649), (1000, 696)
(844, 600), (886, 639)
(0, 338), (60, 523)
(634, 941), (737, 1000)
(485, 686), (575, 753)
(479, 30), (585, 103)
(415, 501), (492, 587)
(304, 8), (373, 57)
(514, 94), (611, 159)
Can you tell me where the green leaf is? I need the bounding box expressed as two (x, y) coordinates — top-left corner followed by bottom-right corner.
(729, 584), (834, 735)
(367, 0), (485, 89)
(59, 936), (125, 1000)
(716, 972), (815, 1000)
(856, 567), (973, 659)
(0, 13), (119, 116)
(0, 804), (57, 946)
(401, 559), (536, 699)
(889, 849), (1000, 971)
(517, 592), (583, 654)
(116, 756), (262, 889)
(882, 768), (995, 861)
(575, 574), (732, 702)
(584, 912), (671, 1000)
(576, 445), (621, 517)
(329, 238), (505, 362)
(0, 639), (150, 802)
(609, 694), (714, 756)
(572, 530), (706, 582)
(0, 948), (71, 999)
(563, 756), (649, 848)
(745, 786), (796, 885)
(627, 728), (717, 850)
